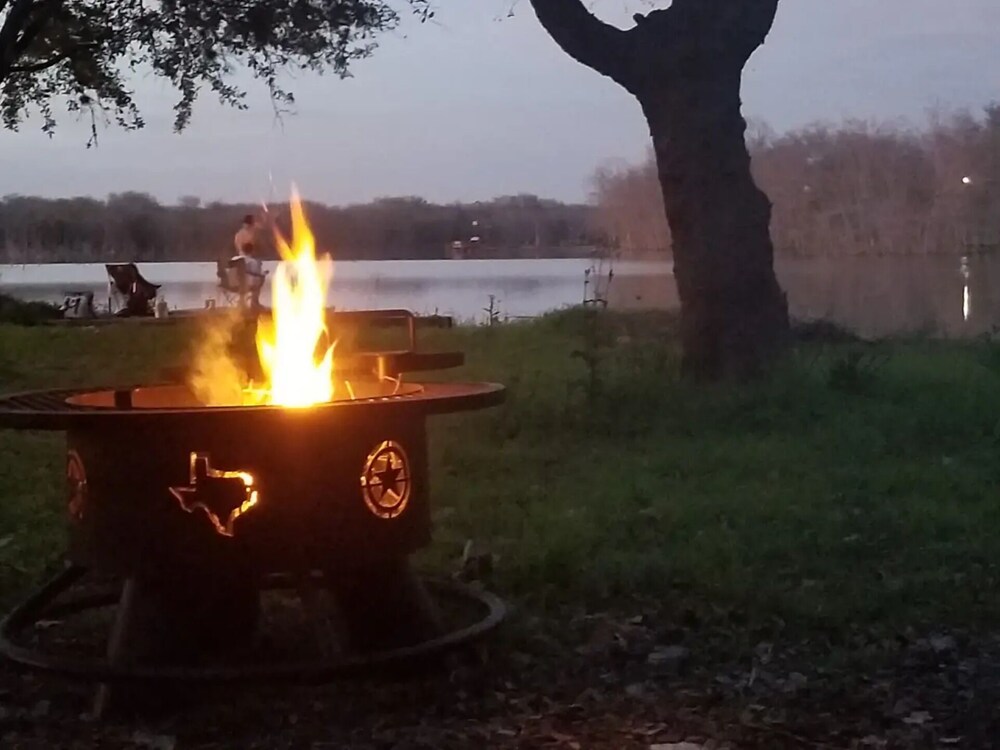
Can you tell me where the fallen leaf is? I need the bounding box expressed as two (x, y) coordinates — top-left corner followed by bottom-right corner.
(929, 634), (957, 653)
(858, 736), (886, 748)
(902, 710), (932, 726)
(783, 671), (808, 693)
(625, 683), (649, 699)
(647, 645), (690, 676)
(541, 730), (580, 748)
(131, 731), (177, 750)
(29, 700), (49, 719)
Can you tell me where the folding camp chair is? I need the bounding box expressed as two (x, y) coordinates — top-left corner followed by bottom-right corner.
(217, 257), (266, 309)
(59, 291), (96, 319)
(106, 263), (160, 317)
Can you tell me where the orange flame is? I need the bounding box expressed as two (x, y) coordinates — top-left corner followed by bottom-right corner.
(253, 188), (335, 407)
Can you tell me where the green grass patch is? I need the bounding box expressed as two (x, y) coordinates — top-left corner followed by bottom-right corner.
(1, 312), (998, 644)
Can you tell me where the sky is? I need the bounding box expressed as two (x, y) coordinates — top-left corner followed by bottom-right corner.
(0, 0), (997, 206)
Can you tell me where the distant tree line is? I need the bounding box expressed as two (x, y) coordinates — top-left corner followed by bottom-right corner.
(593, 105), (1000, 257)
(0, 193), (598, 263)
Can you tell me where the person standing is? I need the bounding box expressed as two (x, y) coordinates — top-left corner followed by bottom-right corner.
(232, 214), (265, 308)
(234, 214), (263, 271)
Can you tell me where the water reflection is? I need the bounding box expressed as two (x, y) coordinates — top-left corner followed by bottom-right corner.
(961, 256), (971, 322)
(602, 254), (999, 338)
(776, 255), (998, 338)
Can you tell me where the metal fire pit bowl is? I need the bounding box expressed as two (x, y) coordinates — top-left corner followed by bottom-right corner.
(0, 309), (506, 709)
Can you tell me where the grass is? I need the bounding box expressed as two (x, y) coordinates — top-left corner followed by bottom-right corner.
(1, 311), (999, 649)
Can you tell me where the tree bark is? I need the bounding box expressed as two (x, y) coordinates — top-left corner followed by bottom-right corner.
(530, 0), (789, 380)
(640, 65), (788, 379)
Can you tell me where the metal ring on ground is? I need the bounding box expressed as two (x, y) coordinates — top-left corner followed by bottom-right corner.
(0, 565), (507, 684)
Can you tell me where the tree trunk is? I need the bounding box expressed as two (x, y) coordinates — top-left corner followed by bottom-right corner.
(641, 72), (788, 380)
(529, 0), (790, 380)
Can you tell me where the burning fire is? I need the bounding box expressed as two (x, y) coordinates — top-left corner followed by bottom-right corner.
(252, 188), (335, 407)
(189, 188), (348, 409)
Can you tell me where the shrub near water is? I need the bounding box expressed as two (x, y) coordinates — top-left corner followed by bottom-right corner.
(0, 293), (61, 326)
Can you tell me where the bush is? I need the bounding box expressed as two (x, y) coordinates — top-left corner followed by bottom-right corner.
(792, 318), (861, 344)
(0, 293), (62, 326)
(826, 347), (891, 393)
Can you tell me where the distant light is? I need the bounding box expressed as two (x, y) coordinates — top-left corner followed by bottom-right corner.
(962, 176), (973, 185)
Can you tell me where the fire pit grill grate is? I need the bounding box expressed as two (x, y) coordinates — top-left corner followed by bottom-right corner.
(0, 389), (93, 412)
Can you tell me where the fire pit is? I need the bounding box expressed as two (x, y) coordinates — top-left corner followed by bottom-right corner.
(1, 193), (508, 714)
(0, 307), (505, 708)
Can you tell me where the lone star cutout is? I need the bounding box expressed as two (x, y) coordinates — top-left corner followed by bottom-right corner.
(169, 453), (259, 537)
(361, 441), (411, 519)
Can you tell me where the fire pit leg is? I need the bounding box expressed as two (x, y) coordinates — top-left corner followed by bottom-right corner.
(296, 576), (346, 659)
(326, 558), (442, 654)
(92, 578), (139, 718)
(93, 567), (259, 717)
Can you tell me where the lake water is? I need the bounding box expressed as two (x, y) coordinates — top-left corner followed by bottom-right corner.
(0, 255), (995, 337)
(576, 254), (998, 339)
(0, 258), (664, 323)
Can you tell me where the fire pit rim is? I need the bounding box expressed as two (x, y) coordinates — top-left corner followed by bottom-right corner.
(0, 381), (505, 431)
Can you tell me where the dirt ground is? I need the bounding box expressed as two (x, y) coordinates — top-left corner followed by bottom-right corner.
(2, 604), (998, 750)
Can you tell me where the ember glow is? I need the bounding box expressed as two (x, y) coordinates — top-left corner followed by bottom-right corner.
(252, 189), (335, 407)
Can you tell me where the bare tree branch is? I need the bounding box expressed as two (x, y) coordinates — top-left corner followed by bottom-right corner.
(728, 0), (780, 59)
(529, 0), (780, 96)
(630, 0), (780, 66)
(527, 0), (635, 89)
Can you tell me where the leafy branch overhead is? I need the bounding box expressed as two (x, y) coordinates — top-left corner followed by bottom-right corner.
(0, 0), (431, 137)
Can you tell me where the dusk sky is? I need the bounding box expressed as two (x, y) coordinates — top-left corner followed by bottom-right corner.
(0, 0), (997, 206)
